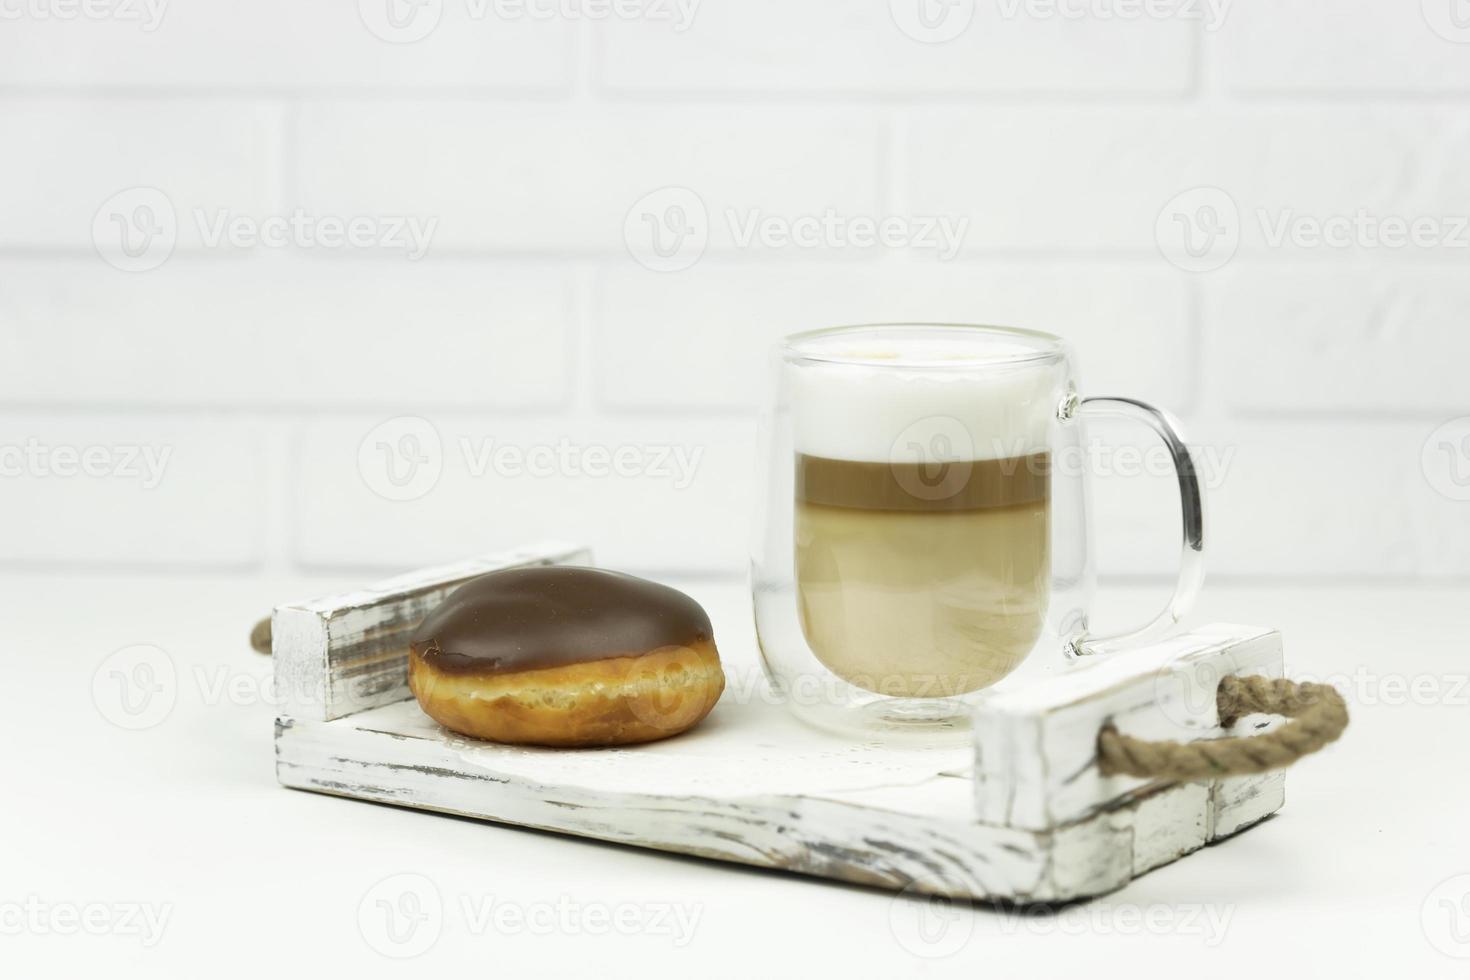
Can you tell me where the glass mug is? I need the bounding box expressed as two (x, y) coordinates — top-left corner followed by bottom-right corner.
(751, 323), (1205, 738)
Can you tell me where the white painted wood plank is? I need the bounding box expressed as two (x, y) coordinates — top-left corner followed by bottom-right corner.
(268, 545), (1287, 905)
(973, 625), (1285, 831)
(276, 706), (1063, 902)
(275, 652), (1285, 904)
(1210, 773), (1286, 840)
(273, 541), (591, 722)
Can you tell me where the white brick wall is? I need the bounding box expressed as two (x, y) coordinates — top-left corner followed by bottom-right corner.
(2, 1), (1467, 581)
(0, 257), (573, 407)
(594, 262), (1192, 410)
(598, 2), (1194, 94)
(293, 103), (883, 253)
(1217, 2), (1470, 93)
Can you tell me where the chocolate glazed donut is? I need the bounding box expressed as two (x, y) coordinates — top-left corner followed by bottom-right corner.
(408, 566), (726, 747)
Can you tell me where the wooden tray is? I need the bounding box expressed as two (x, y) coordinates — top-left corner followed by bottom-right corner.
(271, 543), (1285, 904)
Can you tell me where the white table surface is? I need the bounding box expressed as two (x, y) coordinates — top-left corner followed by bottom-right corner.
(4, 570), (1467, 978)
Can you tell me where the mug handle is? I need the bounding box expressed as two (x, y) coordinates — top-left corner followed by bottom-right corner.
(1071, 396), (1206, 656)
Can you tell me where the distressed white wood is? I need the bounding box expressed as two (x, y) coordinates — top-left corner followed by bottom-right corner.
(272, 541), (591, 722)
(272, 551), (1289, 903)
(972, 623), (1285, 832)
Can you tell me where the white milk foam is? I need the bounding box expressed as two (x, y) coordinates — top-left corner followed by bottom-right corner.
(787, 331), (1065, 463)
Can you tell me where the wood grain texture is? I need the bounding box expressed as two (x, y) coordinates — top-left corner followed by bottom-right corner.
(274, 622), (1286, 903)
(972, 624), (1285, 831)
(270, 549), (1287, 903)
(272, 541), (591, 722)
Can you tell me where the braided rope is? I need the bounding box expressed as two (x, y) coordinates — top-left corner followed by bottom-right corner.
(1097, 675), (1348, 780)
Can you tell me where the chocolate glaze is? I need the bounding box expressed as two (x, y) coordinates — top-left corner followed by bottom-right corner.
(410, 566), (713, 675)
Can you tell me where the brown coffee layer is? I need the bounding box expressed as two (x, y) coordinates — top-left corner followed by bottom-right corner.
(797, 451), (1049, 512)
(411, 566), (713, 675)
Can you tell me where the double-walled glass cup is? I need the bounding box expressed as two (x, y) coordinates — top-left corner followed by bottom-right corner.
(751, 324), (1204, 738)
